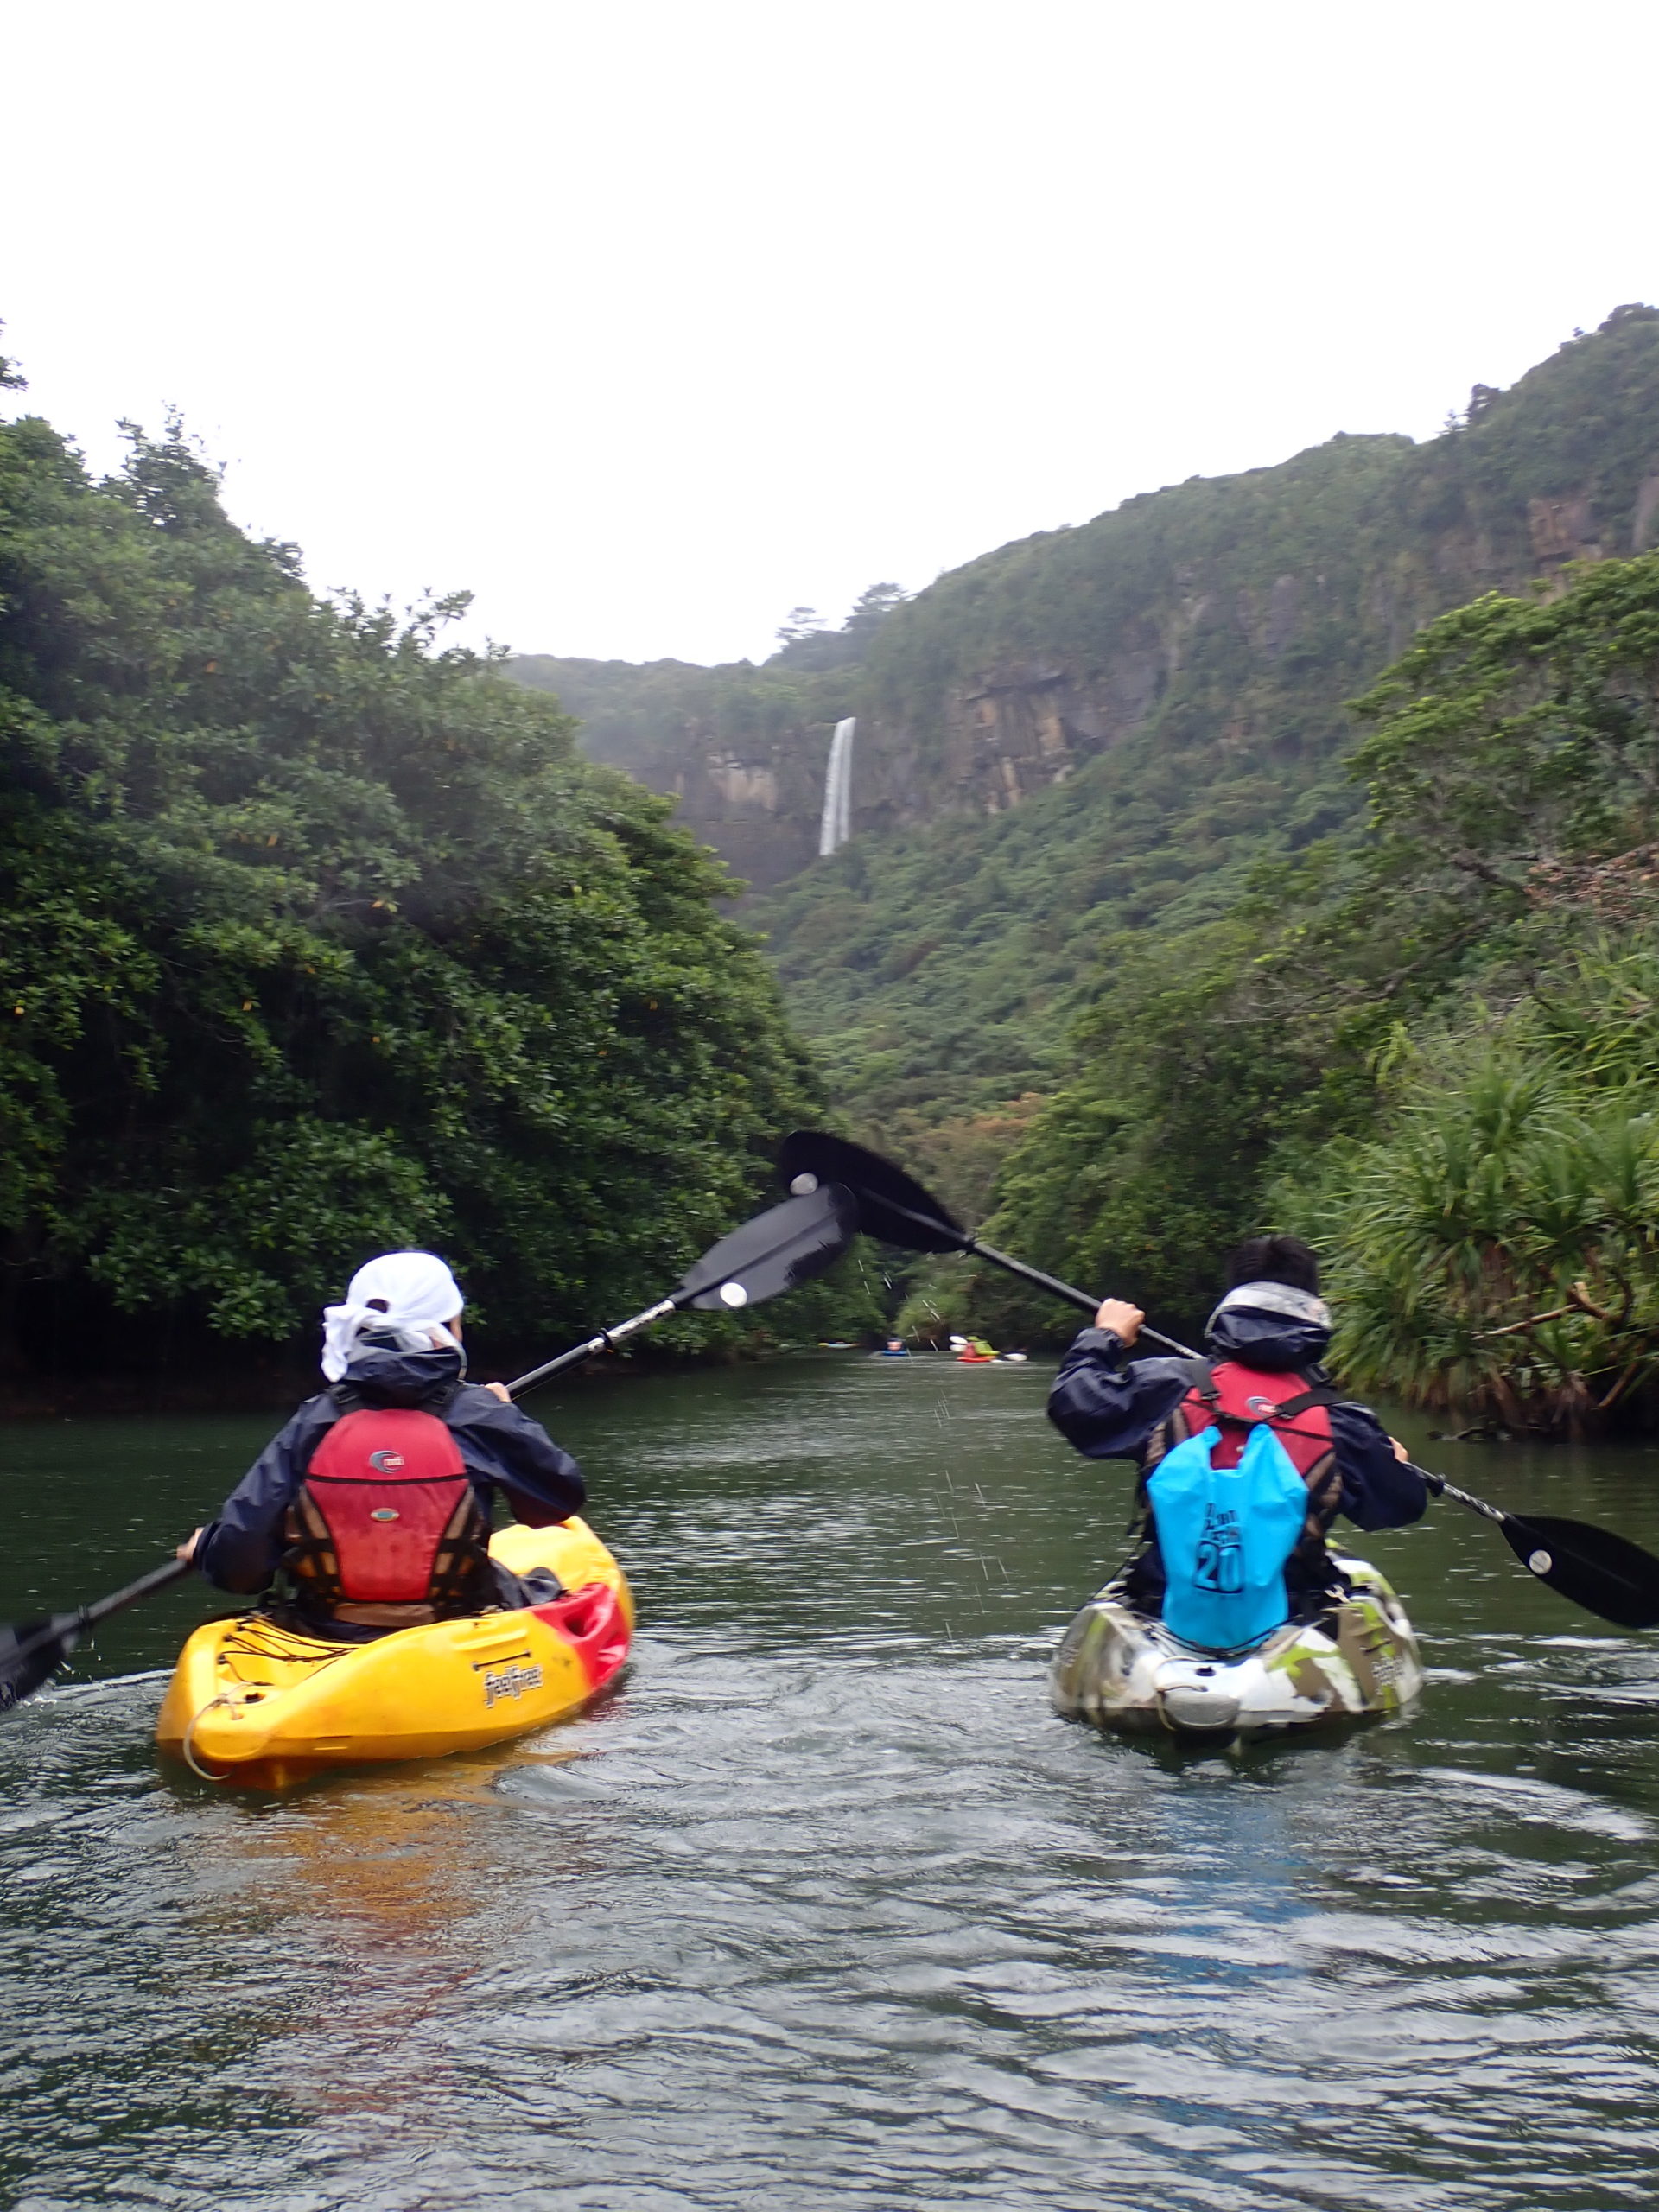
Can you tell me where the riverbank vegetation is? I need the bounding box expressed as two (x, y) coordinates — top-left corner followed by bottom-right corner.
(0, 358), (855, 1385)
(970, 550), (1659, 1427)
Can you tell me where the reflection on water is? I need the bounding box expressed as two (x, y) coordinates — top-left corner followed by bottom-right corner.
(4, 1356), (1659, 2208)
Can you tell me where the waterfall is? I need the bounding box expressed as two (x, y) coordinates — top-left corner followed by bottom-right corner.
(818, 716), (855, 857)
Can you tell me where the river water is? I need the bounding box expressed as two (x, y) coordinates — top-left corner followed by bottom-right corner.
(4, 1354), (1659, 2210)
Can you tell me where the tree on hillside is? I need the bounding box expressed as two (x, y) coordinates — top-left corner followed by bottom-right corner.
(842, 582), (908, 644)
(772, 582), (910, 672)
(776, 605), (828, 645)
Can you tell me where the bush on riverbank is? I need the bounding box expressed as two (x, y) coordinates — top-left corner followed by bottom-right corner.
(1284, 943), (1659, 1430)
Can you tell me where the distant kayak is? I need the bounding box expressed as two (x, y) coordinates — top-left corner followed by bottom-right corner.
(1049, 1554), (1423, 1738)
(156, 1518), (632, 1789)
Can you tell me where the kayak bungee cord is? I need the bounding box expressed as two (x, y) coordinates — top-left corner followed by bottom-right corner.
(181, 1693), (234, 1783)
(779, 1128), (1659, 1635)
(0, 1180), (859, 1714)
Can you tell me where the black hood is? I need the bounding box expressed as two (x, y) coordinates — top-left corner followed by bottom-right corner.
(339, 1342), (465, 1407)
(1206, 1306), (1332, 1373)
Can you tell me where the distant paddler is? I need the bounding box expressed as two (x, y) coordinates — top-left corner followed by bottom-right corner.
(175, 1252), (588, 1636)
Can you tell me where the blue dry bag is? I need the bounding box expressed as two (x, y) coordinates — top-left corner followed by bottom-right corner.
(1146, 1421), (1308, 1650)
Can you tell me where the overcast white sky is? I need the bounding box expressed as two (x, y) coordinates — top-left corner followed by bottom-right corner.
(6, 1), (1657, 666)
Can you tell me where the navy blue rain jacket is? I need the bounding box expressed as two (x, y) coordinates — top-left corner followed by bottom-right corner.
(1048, 1306), (1427, 1570)
(194, 1344), (587, 1596)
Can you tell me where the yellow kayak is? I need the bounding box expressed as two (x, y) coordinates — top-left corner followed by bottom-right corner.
(156, 1518), (632, 1789)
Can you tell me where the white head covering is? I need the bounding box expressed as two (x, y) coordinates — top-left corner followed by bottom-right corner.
(321, 1251), (466, 1382)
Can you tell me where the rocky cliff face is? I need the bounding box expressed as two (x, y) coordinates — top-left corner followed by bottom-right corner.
(505, 655), (842, 893)
(510, 307), (1659, 900)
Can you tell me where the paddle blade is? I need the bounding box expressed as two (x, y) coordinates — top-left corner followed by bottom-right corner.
(779, 1130), (967, 1255)
(0, 1615), (82, 1713)
(1501, 1514), (1659, 1631)
(676, 1181), (857, 1311)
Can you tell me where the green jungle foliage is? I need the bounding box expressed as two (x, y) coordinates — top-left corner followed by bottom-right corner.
(982, 551), (1659, 1426)
(1292, 993), (1659, 1431)
(493, 308), (1659, 1405)
(0, 390), (857, 1376)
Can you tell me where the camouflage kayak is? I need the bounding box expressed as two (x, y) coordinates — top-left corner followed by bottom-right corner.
(1049, 1555), (1423, 1738)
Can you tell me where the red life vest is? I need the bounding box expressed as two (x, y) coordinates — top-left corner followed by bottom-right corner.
(1146, 1359), (1344, 1570)
(284, 1404), (492, 1625)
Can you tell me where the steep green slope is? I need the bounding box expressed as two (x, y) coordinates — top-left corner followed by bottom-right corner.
(750, 307), (1659, 1198)
(757, 432), (1412, 1113)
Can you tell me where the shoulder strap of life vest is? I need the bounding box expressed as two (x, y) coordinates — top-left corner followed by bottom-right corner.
(1268, 1381), (1344, 1420)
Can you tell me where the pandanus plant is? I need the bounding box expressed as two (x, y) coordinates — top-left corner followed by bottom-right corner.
(1306, 1038), (1659, 1430)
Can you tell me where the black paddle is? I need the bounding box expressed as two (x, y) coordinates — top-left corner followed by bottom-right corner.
(1404, 1468), (1659, 1631)
(778, 1129), (1198, 1357)
(505, 1179), (857, 1395)
(0, 1557), (196, 1713)
(0, 1181), (858, 1713)
(779, 1129), (1659, 1633)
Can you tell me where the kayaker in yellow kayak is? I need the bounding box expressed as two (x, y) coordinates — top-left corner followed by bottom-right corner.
(175, 1251), (587, 1637)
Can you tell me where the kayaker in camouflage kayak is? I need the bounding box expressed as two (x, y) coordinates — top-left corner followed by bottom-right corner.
(1047, 1235), (1427, 1636)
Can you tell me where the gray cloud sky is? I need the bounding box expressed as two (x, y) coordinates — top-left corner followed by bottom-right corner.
(7, 0), (1656, 664)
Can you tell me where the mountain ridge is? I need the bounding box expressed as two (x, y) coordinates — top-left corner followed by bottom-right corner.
(509, 306), (1659, 1197)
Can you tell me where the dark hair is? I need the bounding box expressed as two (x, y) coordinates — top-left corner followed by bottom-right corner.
(1224, 1235), (1320, 1296)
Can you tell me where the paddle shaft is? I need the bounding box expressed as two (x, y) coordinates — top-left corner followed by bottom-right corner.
(80, 1555), (195, 1624)
(865, 1171), (1630, 1589)
(505, 1182), (856, 1398)
(864, 1195), (1523, 1530)
(6, 1555), (195, 1673)
(1408, 1465), (1504, 1524)
(887, 1174), (1649, 1608)
(8, 1350), (626, 1675)
(798, 1132), (1659, 1629)
(872, 1192), (1199, 1359)
(506, 1296), (678, 1397)
(3, 1186), (857, 1710)
(904, 1190), (1595, 1560)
